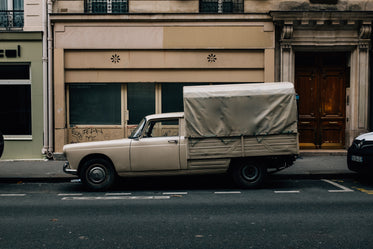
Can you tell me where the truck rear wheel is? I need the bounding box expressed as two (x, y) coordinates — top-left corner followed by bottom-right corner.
(80, 158), (116, 191)
(231, 161), (266, 188)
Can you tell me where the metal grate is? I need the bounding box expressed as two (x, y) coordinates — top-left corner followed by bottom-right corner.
(199, 0), (243, 13)
(0, 10), (24, 29)
(85, 0), (128, 13)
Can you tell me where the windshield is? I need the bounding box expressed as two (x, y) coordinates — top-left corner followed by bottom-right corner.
(129, 118), (146, 139)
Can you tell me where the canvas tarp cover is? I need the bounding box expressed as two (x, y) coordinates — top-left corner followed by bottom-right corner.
(183, 82), (298, 138)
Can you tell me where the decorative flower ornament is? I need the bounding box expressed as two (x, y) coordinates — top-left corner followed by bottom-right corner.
(111, 54), (120, 64)
(207, 54), (217, 63)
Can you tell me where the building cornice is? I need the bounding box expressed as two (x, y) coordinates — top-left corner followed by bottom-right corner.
(49, 13), (273, 23)
(270, 11), (373, 23)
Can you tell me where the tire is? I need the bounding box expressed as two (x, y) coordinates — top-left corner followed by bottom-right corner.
(0, 130), (4, 158)
(231, 160), (266, 189)
(80, 158), (116, 191)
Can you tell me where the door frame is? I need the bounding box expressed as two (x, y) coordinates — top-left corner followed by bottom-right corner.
(276, 17), (371, 148)
(280, 46), (370, 148)
(294, 52), (347, 149)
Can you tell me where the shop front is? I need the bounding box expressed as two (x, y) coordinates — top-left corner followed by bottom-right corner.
(51, 14), (276, 152)
(0, 32), (44, 159)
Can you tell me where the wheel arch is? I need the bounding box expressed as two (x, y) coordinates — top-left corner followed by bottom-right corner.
(228, 157), (262, 171)
(77, 153), (116, 176)
(228, 155), (296, 171)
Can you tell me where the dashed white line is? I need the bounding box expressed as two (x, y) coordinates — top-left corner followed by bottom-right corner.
(105, 193), (132, 196)
(0, 194), (26, 197)
(58, 193), (83, 196)
(214, 191), (241, 194)
(162, 192), (188, 195)
(321, 179), (354, 192)
(62, 196), (171, 201)
(274, 190), (300, 194)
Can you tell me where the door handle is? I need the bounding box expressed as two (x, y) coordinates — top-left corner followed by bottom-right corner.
(168, 140), (178, 144)
(329, 121), (338, 124)
(300, 121), (310, 124)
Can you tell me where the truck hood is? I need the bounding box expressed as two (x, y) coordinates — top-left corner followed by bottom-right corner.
(63, 138), (131, 154)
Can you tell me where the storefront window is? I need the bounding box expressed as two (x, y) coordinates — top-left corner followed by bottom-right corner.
(161, 83), (207, 113)
(127, 83), (155, 125)
(0, 64), (31, 135)
(69, 83), (121, 126)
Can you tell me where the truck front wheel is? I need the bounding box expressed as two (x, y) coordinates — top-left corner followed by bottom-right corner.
(231, 161), (266, 188)
(80, 158), (116, 191)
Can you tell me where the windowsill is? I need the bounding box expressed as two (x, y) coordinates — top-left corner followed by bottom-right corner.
(0, 27), (23, 31)
(4, 135), (32, 141)
(69, 125), (124, 128)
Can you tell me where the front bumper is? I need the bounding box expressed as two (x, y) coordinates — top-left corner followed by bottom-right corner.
(63, 161), (78, 175)
(347, 141), (373, 173)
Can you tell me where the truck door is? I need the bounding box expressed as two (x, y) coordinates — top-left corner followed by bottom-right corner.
(130, 118), (181, 171)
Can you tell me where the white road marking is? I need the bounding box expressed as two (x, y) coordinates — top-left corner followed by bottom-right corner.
(105, 193), (132, 196)
(214, 191), (241, 194)
(0, 194), (26, 197)
(322, 179), (354, 192)
(58, 193), (83, 196)
(162, 192), (188, 195)
(62, 196), (171, 201)
(274, 190), (300, 194)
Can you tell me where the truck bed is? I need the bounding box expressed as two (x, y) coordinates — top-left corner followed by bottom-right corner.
(187, 133), (299, 160)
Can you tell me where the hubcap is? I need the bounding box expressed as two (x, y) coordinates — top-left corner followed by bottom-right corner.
(88, 166), (106, 184)
(241, 165), (259, 182)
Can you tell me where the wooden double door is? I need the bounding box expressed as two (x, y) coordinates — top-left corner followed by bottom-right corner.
(295, 53), (348, 149)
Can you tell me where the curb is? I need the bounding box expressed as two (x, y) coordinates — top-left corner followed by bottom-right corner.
(300, 150), (347, 156)
(0, 177), (77, 183)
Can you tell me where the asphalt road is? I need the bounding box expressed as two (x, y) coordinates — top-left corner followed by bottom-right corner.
(0, 175), (373, 249)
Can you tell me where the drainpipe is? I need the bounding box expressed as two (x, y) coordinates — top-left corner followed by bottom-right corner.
(42, 0), (54, 159)
(47, 0), (54, 158)
(42, 0), (49, 157)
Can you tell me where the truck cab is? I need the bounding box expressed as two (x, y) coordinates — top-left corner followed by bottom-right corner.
(128, 112), (187, 171)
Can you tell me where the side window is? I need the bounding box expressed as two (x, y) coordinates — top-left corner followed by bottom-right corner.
(144, 119), (179, 138)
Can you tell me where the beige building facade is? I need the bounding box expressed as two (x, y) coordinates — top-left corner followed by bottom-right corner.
(50, 0), (373, 153)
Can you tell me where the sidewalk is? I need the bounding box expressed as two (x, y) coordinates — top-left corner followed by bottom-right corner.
(0, 159), (72, 181)
(0, 151), (353, 181)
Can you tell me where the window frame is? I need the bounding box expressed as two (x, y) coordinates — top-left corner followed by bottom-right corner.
(66, 82), (217, 131)
(199, 0), (244, 14)
(0, 63), (32, 140)
(0, 0), (24, 29)
(84, 0), (129, 14)
(67, 83), (125, 128)
(143, 118), (180, 138)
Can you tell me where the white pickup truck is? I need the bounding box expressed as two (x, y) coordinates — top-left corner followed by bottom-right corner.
(63, 83), (299, 191)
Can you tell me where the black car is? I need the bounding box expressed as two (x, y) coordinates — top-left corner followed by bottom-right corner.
(0, 130), (3, 158)
(347, 132), (373, 173)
